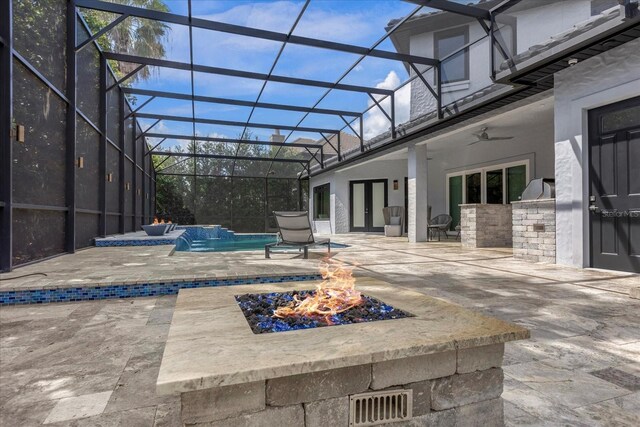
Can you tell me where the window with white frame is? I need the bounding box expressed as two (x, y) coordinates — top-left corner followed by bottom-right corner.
(434, 26), (469, 83)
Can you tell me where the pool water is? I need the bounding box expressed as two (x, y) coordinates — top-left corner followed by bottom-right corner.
(187, 236), (278, 252)
(174, 226), (349, 253)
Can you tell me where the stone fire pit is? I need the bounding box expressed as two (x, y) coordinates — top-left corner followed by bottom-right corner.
(157, 277), (529, 426)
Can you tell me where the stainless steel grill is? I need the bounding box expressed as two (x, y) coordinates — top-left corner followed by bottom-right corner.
(520, 178), (556, 201)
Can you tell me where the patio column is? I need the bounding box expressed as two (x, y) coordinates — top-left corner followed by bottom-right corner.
(407, 144), (428, 243)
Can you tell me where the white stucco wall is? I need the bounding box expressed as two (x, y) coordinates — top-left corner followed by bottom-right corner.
(554, 37), (640, 268)
(407, 1), (590, 120)
(513, 1), (590, 54)
(309, 159), (408, 234)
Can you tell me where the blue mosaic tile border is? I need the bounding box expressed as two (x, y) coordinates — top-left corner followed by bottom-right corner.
(0, 274), (323, 306)
(95, 239), (176, 247)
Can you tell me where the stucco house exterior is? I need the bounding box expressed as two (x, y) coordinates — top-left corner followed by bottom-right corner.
(307, 0), (640, 273)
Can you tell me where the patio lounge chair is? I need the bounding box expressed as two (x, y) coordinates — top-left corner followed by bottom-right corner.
(427, 214), (452, 241)
(265, 211), (330, 259)
(383, 206), (405, 237)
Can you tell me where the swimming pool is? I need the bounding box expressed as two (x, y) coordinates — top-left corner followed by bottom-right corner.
(174, 226), (277, 252)
(174, 226), (347, 253)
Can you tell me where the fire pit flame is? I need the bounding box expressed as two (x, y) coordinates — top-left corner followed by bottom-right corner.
(273, 260), (362, 324)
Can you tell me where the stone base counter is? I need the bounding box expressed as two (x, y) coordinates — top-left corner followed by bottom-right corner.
(157, 278), (529, 427)
(460, 204), (513, 248)
(512, 200), (556, 263)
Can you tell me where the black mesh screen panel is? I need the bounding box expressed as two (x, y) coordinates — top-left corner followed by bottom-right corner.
(194, 176), (232, 227)
(76, 213), (100, 249)
(125, 117), (134, 158)
(107, 214), (119, 235)
(76, 117), (101, 211)
(266, 179), (300, 231)
(106, 82), (121, 143)
(230, 178), (266, 232)
(13, 0), (67, 92)
(12, 60), (67, 207)
(76, 24), (101, 125)
(125, 215), (134, 232)
(124, 160), (133, 214)
(106, 145), (120, 213)
(13, 209), (65, 266)
(136, 168), (143, 214)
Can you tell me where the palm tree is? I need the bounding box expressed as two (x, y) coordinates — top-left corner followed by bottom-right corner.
(83, 0), (170, 82)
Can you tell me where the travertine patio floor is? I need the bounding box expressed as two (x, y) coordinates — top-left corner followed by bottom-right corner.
(0, 235), (638, 426)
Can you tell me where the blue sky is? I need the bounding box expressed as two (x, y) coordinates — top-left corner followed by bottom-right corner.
(107, 1), (424, 149)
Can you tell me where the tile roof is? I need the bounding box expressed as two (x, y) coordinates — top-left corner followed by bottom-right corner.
(386, 0), (494, 30)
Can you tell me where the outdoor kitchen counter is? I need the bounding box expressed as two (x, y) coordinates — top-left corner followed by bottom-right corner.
(157, 277), (528, 395)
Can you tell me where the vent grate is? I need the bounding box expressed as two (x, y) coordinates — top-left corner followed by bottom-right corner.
(349, 390), (413, 426)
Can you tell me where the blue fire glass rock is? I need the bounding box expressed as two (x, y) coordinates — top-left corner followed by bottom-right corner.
(235, 291), (412, 334)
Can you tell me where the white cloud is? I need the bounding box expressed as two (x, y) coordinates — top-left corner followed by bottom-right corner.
(196, 1), (302, 52)
(292, 10), (376, 44)
(155, 121), (170, 133)
(168, 0), (381, 71)
(206, 132), (228, 139)
(208, 1), (302, 32)
(363, 71), (410, 140)
(199, 1), (376, 44)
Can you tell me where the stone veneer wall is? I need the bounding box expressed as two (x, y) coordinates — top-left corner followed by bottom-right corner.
(180, 344), (506, 426)
(460, 204), (513, 248)
(511, 200), (556, 263)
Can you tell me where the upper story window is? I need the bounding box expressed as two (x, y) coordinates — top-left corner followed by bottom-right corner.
(313, 183), (330, 220)
(434, 26), (469, 84)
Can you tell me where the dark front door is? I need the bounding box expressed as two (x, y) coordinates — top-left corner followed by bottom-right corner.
(350, 180), (388, 232)
(588, 96), (640, 273)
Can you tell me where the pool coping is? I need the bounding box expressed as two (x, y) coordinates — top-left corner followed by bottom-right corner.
(94, 229), (185, 247)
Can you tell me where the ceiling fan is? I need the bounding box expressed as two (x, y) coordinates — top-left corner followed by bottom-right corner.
(467, 127), (514, 145)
